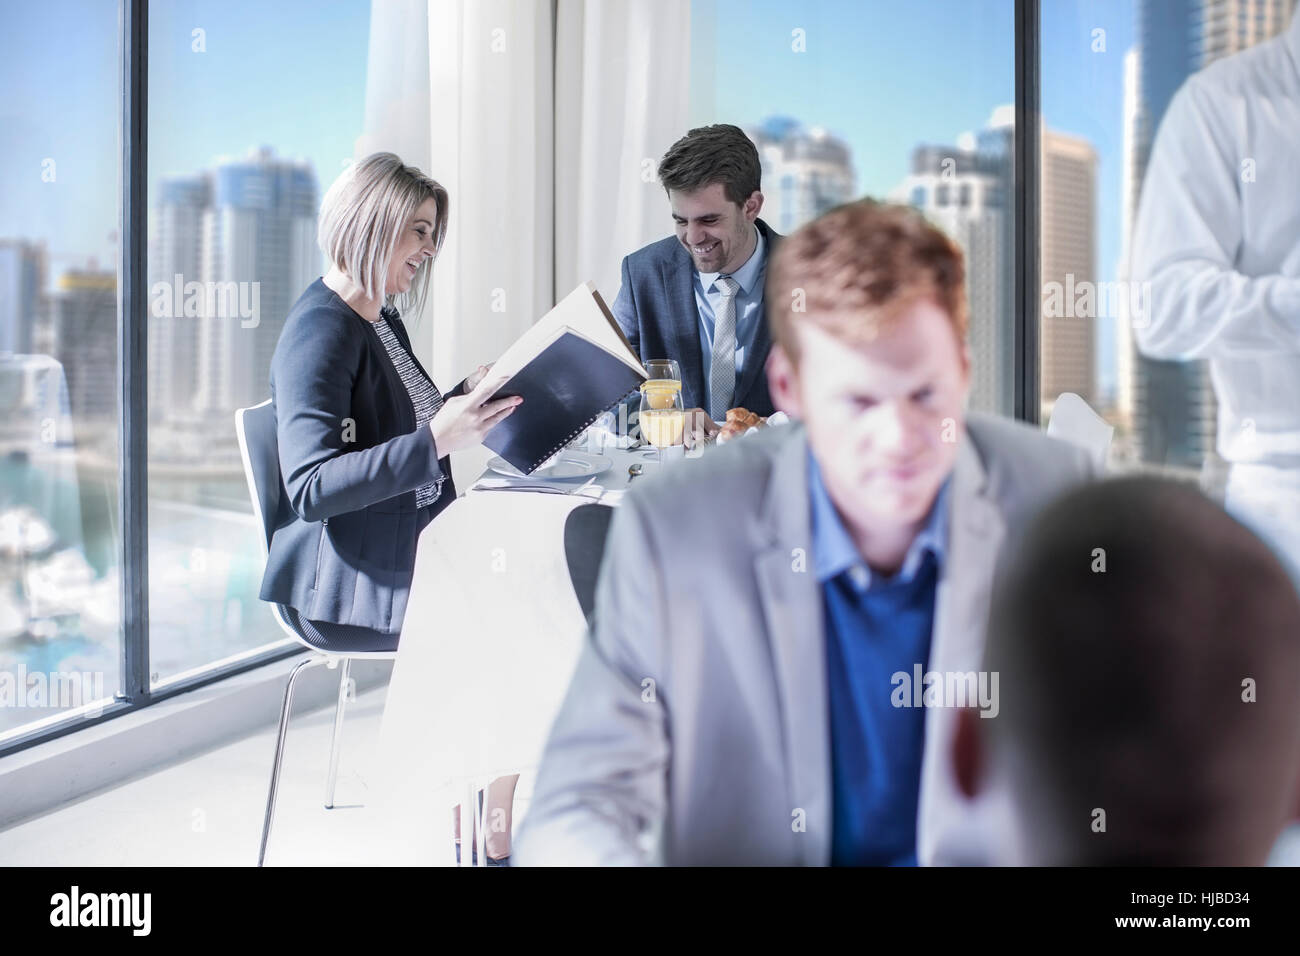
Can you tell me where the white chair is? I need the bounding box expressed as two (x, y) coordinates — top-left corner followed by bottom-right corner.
(235, 399), (398, 866)
(1046, 392), (1114, 471)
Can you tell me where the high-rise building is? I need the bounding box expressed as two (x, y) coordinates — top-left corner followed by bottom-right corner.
(890, 107), (1014, 415)
(193, 148), (318, 419)
(1115, 46), (1141, 440)
(1198, 0), (1296, 63)
(1130, 0), (1296, 469)
(149, 173), (210, 421)
(747, 117), (855, 234)
(51, 270), (117, 431)
(1040, 130), (1098, 419)
(0, 239), (46, 356)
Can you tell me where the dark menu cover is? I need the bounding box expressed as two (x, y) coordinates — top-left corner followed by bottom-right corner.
(482, 331), (645, 474)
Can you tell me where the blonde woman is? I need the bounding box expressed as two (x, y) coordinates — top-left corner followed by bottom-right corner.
(260, 153), (521, 864)
(261, 151), (517, 649)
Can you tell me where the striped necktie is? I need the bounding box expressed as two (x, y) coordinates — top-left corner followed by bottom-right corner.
(709, 274), (740, 422)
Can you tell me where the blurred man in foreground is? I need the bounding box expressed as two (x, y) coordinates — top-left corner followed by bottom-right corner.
(516, 199), (1094, 866)
(953, 476), (1300, 865)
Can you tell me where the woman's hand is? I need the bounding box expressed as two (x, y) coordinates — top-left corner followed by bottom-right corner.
(429, 373), (520, 456)
(464, 362), (493, 392)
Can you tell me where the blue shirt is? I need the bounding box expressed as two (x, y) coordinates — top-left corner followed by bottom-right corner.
(693, 224), (766, 390)
(807, 451), (951, 866)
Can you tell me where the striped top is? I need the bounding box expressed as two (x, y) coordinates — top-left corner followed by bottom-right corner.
(373, 312), (446, 509)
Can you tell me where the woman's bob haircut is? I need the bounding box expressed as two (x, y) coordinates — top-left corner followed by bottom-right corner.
(317, 151), (448, 321)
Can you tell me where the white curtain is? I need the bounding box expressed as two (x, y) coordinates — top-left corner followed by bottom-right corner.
(553, 0), (693, 299)
(355, 0), (432, 172)
(359, 0), (690, 482)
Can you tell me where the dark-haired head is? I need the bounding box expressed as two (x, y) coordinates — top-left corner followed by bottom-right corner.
(958, 476), (1300, 865)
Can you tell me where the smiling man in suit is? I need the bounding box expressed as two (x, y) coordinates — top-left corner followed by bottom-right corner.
(612, 124), (780, 438)
(515, 199), (1098, 867)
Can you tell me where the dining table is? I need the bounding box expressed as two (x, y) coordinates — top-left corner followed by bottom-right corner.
(359, 437), (695, 865)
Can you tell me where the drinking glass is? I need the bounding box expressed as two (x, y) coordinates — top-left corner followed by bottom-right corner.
(639, 374), (684, 467)
(643, 359), (681, 389)
(639, 359), (682, 451)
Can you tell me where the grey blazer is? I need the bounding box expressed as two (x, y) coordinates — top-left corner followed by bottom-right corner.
(259, 278), (465, 634)
(514, 414), (1096, 865)
(611, 218), (781, 417)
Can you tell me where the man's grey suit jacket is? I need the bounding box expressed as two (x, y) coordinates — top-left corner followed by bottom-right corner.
(611, 218), (781, 417)
(515, 414), (1096, 865)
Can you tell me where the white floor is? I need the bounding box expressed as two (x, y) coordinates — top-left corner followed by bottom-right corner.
(3, 679), (1298, 866)
(0, 682), (518, 866)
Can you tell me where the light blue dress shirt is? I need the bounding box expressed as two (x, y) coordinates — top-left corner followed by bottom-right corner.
(809, 454), (951, 590)
(693, 224), (767, 390)
(808, 451), (952, 865)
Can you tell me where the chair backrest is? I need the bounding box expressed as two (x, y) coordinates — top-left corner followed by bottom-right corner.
(236, 401), (397, 656)
(235, 399), (281, 557)
(563, 503), (615, 621)
(237, 399), (316, 647)
(1046, 392), (1113, 472)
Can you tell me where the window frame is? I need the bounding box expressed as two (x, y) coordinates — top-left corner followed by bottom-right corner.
(0, 0), (300, 759)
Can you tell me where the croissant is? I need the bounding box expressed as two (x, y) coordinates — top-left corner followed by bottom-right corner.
(719, 406), (767, 440)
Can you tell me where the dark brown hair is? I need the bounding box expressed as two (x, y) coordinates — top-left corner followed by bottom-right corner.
(766, 198), (968, 363)
(985, 476), (1300, 864)
(656, 124), (761, 205)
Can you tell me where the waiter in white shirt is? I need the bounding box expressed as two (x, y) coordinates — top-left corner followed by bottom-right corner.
(1129, 9), (1300, 584)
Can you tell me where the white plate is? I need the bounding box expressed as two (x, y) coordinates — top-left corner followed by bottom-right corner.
(487, 450), (613, 480)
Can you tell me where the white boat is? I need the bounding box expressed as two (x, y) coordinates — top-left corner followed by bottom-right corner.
(0, 507), (56, 557)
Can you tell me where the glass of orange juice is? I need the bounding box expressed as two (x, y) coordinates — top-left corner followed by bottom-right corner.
(639, 360), (683, 466)
(643, 359), (681, 395)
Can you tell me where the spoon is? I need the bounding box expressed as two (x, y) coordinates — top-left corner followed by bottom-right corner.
(627, 464), (643, 483)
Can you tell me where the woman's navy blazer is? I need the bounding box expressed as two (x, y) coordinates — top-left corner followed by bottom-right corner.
(258, 278), (464, 634)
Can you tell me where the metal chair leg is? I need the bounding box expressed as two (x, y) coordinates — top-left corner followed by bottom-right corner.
(459, 781), (476, 867)
(258, 655), (329, 867)
(324, 658), (352, 809)
(476, 780), (489, 868)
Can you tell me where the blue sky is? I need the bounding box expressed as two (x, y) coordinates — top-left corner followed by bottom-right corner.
(147, 0), (371, 199)
(0, 0), (370, 279)
(694, 0), (1017, 199)
(0, 0), (121, 274)
(2, 0), (1135, 398)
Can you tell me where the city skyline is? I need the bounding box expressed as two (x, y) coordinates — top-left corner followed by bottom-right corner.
(4, 0), (1297, 736)
(5, 0), (1292, 448)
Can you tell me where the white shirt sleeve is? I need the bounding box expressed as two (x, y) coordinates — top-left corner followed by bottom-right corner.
(1128, 78), (1300, 360)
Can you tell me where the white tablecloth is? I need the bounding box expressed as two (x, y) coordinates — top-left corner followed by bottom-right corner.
(363, 446), (667, 862)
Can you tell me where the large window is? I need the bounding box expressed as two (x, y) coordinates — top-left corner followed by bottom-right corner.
(8, 0), (1280, 752)
(0, 0), (121, 736)
(690, 0), (1017, 416)
(0, 0), (372, 748)
(145, 0), (371, 685)
(1039, 0), (1297, 482)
